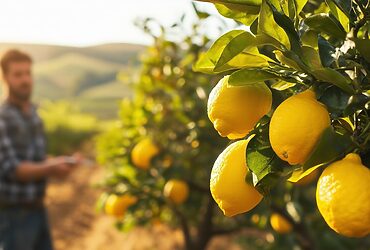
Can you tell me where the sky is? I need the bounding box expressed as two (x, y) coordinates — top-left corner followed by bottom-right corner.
(0, 0), (224, 47)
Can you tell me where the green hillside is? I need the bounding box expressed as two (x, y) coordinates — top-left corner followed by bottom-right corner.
(0, 43), (144, 119)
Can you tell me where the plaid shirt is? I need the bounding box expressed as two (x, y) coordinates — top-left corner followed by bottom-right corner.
(0, 101), (47, 204)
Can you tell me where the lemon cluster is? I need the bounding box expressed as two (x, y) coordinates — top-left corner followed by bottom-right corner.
(208, 76), (370, 238)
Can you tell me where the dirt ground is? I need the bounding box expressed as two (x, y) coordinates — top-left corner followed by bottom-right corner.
(45, 164), (244, 250)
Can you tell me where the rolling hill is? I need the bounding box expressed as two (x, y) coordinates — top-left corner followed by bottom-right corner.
(0, 43), (145, 119)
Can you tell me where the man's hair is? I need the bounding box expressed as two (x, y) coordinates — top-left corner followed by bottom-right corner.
(0, 49), (32, 75)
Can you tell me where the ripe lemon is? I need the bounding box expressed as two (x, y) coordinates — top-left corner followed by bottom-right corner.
(316, 153), (370, 238)
(131, 138), (160, 170)
(163, 179), (189, 205)
(270, 213), (293, 234)
(105, 194), (138, 218)
(210, 138), (263, 217)
(269, 90), (330, 165)
(207, 75), (272, 139)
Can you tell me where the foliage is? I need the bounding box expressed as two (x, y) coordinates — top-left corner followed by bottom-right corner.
(95, 9), (285, 249)
(194, 0), (370, 249)
(39, 101), (98, 155)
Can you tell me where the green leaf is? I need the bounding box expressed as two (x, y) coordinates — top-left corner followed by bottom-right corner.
(326, 0), (350, 32)
(311, 68), (354, 94)
(304, 13), (346, 40)
(318, 36), (336, 67)
(192, 2), (211, 19)
(354, 38), (370, 63)
(301, 46), (322, 69)
(271, 80), (296, 90)
(229, 68), (278, 86)
(295, 0), (308, 14)
(318, 86), (351, 118)
(246, 121), (291, 195)
(196, 0), (262, 7)
(193, 30), (270, 73)
(255, 33), (286, 49)
(215, 3), (259, 25)
(214, 31), (259, 70)
(274, 50), (308, 71)
(301, 30), (319, 48)
(258, 0), (290, 50)
(289, 127), (354, 182)
(327, 0), (352, 19)
(217, 52), (271, 72)
(267, 1), (302, 54)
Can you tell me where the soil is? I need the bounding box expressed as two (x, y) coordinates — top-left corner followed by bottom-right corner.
(46, 164), (244, 250)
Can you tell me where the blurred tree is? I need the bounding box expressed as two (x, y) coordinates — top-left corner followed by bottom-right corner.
(96, 6), (262, 250)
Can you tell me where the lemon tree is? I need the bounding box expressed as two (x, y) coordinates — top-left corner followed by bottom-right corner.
(96, 7), (273, 250)
(193, 0), (370, 249)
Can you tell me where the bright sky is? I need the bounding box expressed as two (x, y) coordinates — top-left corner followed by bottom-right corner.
(0, 0), (225, 47)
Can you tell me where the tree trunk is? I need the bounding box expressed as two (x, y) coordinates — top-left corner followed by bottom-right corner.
(193, 196), (214, 250)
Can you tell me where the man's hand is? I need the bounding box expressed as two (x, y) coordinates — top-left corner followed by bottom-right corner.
(14, 155), (83, 182)
(46, 155), (82, 179)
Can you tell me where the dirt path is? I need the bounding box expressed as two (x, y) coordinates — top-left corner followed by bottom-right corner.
(45, 164), (243, 250)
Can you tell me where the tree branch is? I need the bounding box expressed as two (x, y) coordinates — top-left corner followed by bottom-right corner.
(170, 203), (193, 250)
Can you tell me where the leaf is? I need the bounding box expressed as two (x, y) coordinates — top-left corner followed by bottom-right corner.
(229, 68), (278, 86)
(326, 0), (350, 32)
(267, 1), (302, 54)
(215, 3), (259, 25)
(289, 127), (354, 182)
(247, 121), (291, 195)
(328, 0), (352, 19)
(255, 33), (285, 49)
(271, 80), (296, 90)
(258, 0), (290, 50)
(196, 0), (262, 7)
(354, 39), (370, 63)
(301, 30), (319, 49)
(193, 30), (270, 73)
(311, 68), (354, 94)
(301, 46), (322, 69)
(295, 0), (308, 14)
(192, 2), (211, 19)
(318, 36), (336, 67)
(318, 86), (351, 118)
(274, 50), (308, 71)
(304, 13), (346, 40)
(215, 31), (259, 70)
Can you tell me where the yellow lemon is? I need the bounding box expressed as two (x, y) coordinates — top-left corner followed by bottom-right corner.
(208, 75), (272, 139)
(270, 90), (330, 165)
(105, 194), (138, 218)
(131, 138), (160, 170)
(163, 179), (189, 205)
(316, 153), (370, 238)
(210, 138), (263, 217)
(270, 213), (293, 234)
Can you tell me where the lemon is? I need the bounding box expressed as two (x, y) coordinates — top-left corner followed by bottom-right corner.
(270, 213), (293, 234)
(210, 138), (263, 217)
(163, 179), (189, 205)
(270, 90), (330, 165)
(316, 153), (370, 238)
(105, 194), (138, 218)
(131, 138), (160, 170)
(208, 75), (272, 139)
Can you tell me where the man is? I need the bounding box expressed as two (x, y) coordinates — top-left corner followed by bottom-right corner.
(0, 49), (80, 250)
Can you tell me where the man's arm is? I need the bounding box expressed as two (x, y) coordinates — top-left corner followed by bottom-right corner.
(14, 157), (75, 182)
(0, 120), (77, 182)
